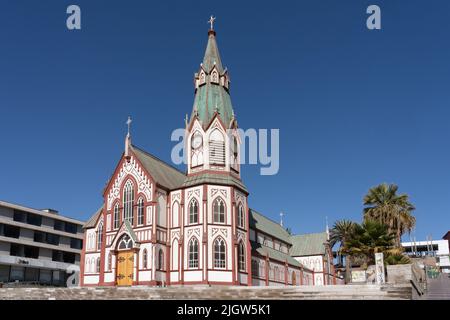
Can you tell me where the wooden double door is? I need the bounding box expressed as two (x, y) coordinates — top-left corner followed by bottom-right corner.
(116, 250), (134, 286)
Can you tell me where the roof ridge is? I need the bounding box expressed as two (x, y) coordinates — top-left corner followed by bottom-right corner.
(131, 144), (186, 176)
(291, 231), (327, 237)
(250, 208), (286, 229)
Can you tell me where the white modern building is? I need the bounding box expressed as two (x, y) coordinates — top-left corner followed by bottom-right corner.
(0, 200), (84, 286)
(402, 240), (450, 273)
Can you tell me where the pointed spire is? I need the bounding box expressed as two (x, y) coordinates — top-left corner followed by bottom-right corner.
(280, 212), (285, 227)
(203, 17), (223, 72)
(326, 216), (330, 241)
(125, 116), (132, 161)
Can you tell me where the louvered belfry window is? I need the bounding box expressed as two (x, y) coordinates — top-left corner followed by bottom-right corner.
(209, 130), (225, 165)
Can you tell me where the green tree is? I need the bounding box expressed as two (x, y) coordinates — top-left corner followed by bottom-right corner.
(329, 220), (357, 284)
(342, 220), (396, 268)
(363, 183), (416, 247)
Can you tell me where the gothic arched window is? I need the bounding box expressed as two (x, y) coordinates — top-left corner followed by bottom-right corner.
(213, 238), (226, 269)
(158, 249), (164, 270)
(188, 238), (199, 269)
(97, 222), (103, 251)
(213, 198), (225, 224)
(251, 260), (259, 277)
(237, 204), (244, 228)
(113, 203), (120, 229)
(123, 180), (135, 225)
(96, 257), (100, 273)
(143, 249), (148, 269)
(118, 234), (133, 250)
(238, 241), (245, 271)
(189, 199), (199, 224)
(137, 198), (144, 225)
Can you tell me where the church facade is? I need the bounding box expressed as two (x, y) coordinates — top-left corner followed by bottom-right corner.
(80, 24), (335, 287)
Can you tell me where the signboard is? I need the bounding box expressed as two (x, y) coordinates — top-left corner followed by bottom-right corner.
(351, 270), (367, 283)
(375, 252), (385, 284)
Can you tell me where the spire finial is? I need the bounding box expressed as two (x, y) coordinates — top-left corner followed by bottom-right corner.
(126, 116), (132, 137)
(208, 15), (216, 30)
(280, 212), (285, 227)
(326, 216), (330, 241)
(125, 116), (132, 162)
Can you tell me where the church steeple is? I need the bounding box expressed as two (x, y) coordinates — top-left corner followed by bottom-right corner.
(192, 18), (234, 129)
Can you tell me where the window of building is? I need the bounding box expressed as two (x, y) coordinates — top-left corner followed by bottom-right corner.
(108, 253), (112, 271)
(137, 198), (144, 225)
(63, 252), (75, 264)
(52, 250), (63, 262)
(123, 180), (135, 225)
(143, 249), (148, 269)
(3, 224), (20, 239)
(188, 238), (199, 268)
(118, 234), (133, 250)
(97, 223), (103, 251)
(237, 204), (244, 228)
(189, 199), (199, 224)
(70, 238), (82, 250)
(113, 203), (120, 229)
(26, 213), (42, 227)
(213, 198), (225, 224)
(46, 233), (60, 246)
(64, 222), (78, 234)
(238, 241), (245, 271)
(158, 249), (164, 270)
(251, 260), (259, 277)
(13, 210), (27, 223)
(10, 243), (23, 257)
(33, 231), (45, 243)
(54, 220), (64, 231)
(213, 238), (226, 269)
(24, 245), (39, 259)
(96, 258), (100, 273)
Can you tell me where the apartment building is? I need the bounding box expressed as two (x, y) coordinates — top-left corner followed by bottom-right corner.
(0, 200), (84, 286)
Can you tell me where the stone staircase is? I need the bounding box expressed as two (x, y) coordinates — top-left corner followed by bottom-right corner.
(422, 274), (450, 300)
(0, 284), (413, 300)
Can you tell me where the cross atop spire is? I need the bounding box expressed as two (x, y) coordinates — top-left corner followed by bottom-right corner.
(208, 15), (216, 30)
(126, 116), (132, 137)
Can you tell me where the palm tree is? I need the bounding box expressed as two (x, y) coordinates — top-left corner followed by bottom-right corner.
(329, 220), (357, 284)
(363, 183), (416, 247)
(342, 220), (396, 268)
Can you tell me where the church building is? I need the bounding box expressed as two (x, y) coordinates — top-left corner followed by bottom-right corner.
(80, 21), (335, 287)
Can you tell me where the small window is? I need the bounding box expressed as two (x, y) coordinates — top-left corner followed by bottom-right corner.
(137, 199), (145, 225)
(108, 253), (112, 271)
(189, 199), (199, 224)
(97, 223), (103, 251)
(158, 249), (164, 270)
(143, 249), (148, 269)
(213, 238), (226, 269)
(213, 198), (225, 224)
(113, 204), (120, 229)
(238, 242), (245, 271)
(237, 204), (245, 228)
(188, 238), (199, 269)
(118, 234), (133, 250)
(96, 258), (101, 273)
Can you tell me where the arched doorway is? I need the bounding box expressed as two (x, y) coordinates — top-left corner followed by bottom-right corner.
(116, 234), (134, 286)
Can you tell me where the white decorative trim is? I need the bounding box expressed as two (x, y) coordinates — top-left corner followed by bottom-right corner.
(106, 156), (153, 210)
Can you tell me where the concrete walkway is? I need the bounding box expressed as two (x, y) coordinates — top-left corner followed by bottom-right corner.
(423, 273), (450, 300)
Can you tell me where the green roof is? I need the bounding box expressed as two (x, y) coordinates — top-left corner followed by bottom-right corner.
(249, 209), (291, 244)
(192, 30), (234, 129)
(290, 232), (328, 257)
(131, 145), (186, 190)
(183, 173), (247, 193)
(251, 241), (301, 267)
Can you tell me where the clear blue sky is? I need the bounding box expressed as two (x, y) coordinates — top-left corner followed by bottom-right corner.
(1, 0), (449, 241)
